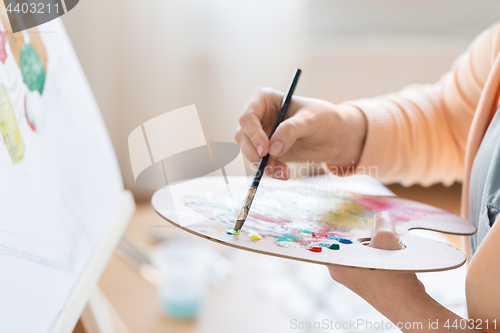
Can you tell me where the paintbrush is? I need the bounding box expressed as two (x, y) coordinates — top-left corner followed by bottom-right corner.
(228, 68), (302, 235)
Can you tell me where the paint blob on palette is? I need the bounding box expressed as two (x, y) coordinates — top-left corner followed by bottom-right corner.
(189, 182), (372, 248)
(152, 176), (476, 272)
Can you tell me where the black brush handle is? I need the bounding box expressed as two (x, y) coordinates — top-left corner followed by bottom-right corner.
(251, 68), (301, 188)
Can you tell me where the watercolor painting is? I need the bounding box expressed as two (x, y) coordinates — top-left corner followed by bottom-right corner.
(153, 176), (477, 271)
(0, 3), (49, 164)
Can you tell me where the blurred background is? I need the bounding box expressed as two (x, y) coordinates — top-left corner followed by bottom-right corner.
(62, 0), (500, 202)
(62, 1), (500, 332)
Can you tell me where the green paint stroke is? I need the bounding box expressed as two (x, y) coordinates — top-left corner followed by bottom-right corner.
(276, 234), (300, 242)
(20, 44), (46, 94)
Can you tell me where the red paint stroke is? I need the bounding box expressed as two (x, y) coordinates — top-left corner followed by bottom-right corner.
(306, 245), (322, 252)
(328, 232), (354, 238)
(24, 96), (36, 131)
(0, 31), (6, 63)
(311, 231), (328, 238)
(355, 197), (445, 222)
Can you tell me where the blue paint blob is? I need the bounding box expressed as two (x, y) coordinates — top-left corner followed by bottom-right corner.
(327, 235), (353, 244)
(226, 228), (240, 235)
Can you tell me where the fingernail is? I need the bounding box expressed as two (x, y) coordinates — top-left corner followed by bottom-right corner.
(257, 145), (263, 156)
(270, 141), (284, 156)
(264, 166), (272, 176)
(275, 173), (288, 181)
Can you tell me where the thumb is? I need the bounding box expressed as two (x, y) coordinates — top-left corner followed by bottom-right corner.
(268, 115), (307, 158)
(369, 212), (405, 250)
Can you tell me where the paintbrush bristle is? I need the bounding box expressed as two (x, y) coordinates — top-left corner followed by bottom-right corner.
(234, 219), (245, 230)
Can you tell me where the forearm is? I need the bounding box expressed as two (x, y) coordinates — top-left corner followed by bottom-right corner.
(359, 273), (484, 333)
(334, 103), (367, 166)
(345, 84), (465, 186)
(342, 21), (500, 186)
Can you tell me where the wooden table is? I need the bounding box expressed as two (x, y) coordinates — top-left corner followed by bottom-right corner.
(95, 203), (292, 333)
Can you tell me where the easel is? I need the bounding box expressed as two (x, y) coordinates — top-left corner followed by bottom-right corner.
(49, 191), (136, 333)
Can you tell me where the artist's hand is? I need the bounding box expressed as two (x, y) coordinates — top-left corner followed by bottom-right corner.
(235, 88), (367, 179)
(327, 213), (486, 332)
(329, 212), (423, 294)
(328, 212), (426, 325)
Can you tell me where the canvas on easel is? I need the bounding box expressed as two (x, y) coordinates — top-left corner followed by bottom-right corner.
(0, 6), (134, 333)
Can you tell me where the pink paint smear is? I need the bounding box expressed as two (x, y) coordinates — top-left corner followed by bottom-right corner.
(0, 31), (7, 63)
(355, 197), (445, 222)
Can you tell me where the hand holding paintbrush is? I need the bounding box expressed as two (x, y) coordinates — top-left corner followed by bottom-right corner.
(227, 68), (302, 235)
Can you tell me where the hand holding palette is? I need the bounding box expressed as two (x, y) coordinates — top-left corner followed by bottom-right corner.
(152, 176), (476, 272)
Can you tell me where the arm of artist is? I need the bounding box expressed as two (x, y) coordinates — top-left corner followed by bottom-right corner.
(236, 22), (500, 185)
(346, 21), (500, 186)
(328, 212), (500, 332)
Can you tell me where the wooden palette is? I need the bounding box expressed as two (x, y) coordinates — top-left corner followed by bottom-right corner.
(152, 176), (476, 272)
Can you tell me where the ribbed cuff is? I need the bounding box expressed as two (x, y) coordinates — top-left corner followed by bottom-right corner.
(343, 98), (402, 181)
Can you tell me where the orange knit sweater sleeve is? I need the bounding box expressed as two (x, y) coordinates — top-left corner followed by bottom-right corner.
(345, 22), (500, 186)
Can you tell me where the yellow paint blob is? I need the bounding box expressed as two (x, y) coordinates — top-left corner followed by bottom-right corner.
(248, 231), (262, 240)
